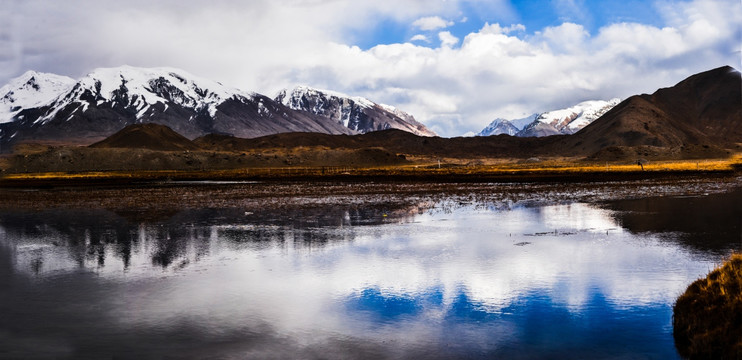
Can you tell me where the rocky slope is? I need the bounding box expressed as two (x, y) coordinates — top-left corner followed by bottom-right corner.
(276, 86), (436, 137)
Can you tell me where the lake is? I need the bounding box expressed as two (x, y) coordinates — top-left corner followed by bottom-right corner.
(1, 176), (740, 359)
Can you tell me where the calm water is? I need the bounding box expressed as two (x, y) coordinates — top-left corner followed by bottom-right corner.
(0, 179), (740, 359)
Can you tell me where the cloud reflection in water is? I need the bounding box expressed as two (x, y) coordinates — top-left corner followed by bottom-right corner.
(0, 197), (729, 359)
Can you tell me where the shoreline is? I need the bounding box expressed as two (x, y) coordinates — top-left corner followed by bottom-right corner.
(1, 161), (740, 187)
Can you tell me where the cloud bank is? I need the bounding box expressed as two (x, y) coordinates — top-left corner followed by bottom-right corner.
(2, 0), (740, 136)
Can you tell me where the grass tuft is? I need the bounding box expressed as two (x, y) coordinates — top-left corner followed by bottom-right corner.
(673, 253), (742, 359)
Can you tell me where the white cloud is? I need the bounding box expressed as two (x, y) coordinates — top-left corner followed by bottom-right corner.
(438, 31), (460, 47)
(2, 0), (740, 137)
(539, 22), (589, 53)
(412, 16), (454, 31)
(410, 34), (430, 43)
(480, 23), (527, 35)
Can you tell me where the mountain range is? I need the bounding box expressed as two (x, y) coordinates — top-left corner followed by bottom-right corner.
(188, 65), (742, 161)
(1, 65), (740, 172)
(478, 99), (621, 137)
(0, 66), (434, 151)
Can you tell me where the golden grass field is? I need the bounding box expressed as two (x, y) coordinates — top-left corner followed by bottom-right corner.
(2, 152), (740, 184)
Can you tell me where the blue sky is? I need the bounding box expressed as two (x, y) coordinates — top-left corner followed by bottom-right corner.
(352, 0), (669, 49)
(2, 0), (740, 136)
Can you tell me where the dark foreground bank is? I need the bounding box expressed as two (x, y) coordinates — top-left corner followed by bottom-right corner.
(674, 254), (742, 359)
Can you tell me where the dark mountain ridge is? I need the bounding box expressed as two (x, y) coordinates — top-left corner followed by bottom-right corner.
(563, 66), (741, 157)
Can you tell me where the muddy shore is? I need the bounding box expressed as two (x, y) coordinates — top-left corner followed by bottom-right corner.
(1, 173), (739, 212)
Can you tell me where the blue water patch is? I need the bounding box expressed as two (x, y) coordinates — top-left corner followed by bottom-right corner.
(344, 286), (680, 359)
(345, 287), (427, 321)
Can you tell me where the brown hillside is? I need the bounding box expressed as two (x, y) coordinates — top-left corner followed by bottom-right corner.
(194, 129), (562, 159)
(566, 66), (741, 158)
(90, 123), (200, 151)
(652, 66), (742, 142)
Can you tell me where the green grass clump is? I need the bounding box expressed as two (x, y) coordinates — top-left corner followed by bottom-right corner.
(673, 253), (742, 359)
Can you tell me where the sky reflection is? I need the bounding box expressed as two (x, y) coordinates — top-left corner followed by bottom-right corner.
(0, 190), (739, 359)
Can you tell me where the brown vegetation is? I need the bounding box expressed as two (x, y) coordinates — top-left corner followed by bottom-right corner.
(673, 253), (742, 359)
(1, 155), (739, 186)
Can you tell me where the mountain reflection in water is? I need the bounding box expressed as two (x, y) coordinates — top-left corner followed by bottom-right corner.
(0, 180), (740, 359)
(0, 204), (427, 274)
(606, 187), (742, 254)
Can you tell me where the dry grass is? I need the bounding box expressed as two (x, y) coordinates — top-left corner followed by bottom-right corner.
(2, 153), (740, 183)
(673, 253), (742, 359)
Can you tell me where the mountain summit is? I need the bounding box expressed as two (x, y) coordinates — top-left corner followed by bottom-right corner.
(530, 99), (621, 135)
(0, 66), (431, 150)
(476, 118), (523, 136)
(276, 86), (437, 137)
(478, 99), (620, 138)
(0, 71), (76, 124)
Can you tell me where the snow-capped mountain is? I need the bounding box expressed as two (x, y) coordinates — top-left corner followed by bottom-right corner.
(276, 86), (437, 137)
(477, 114), (537, 136)
(477, 100), (620, 138)
(0, 71), (76, 124)
(0, 66), (359, 149)
(476, 119), (519, 136)
(527, 99), (621, 136)
(55, 66), (253, 122)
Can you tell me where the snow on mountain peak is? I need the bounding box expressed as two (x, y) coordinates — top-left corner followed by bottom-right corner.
(0, 71), (76, 123)
(34, 65), (255, 124)
(81, 66), (252, 116)
(276, 85), (436, 136)
(477, 114), (537, 136)
(277, 85), (375, 111)
(477, 99), (621, 138)
(476, 119), (520, 136)
(535, 98), (621, 134)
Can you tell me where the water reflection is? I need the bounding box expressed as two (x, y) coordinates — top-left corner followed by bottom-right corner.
(0, 204), (428, 275)
(0, 185), (740, 359)
(606, 187), (742, 255)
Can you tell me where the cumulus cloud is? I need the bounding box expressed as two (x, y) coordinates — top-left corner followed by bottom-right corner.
(438, 31), (460, 47)
(410, 34), (430, 43)
(2, 0), (740, 137)
(412, 16), (454, 31)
